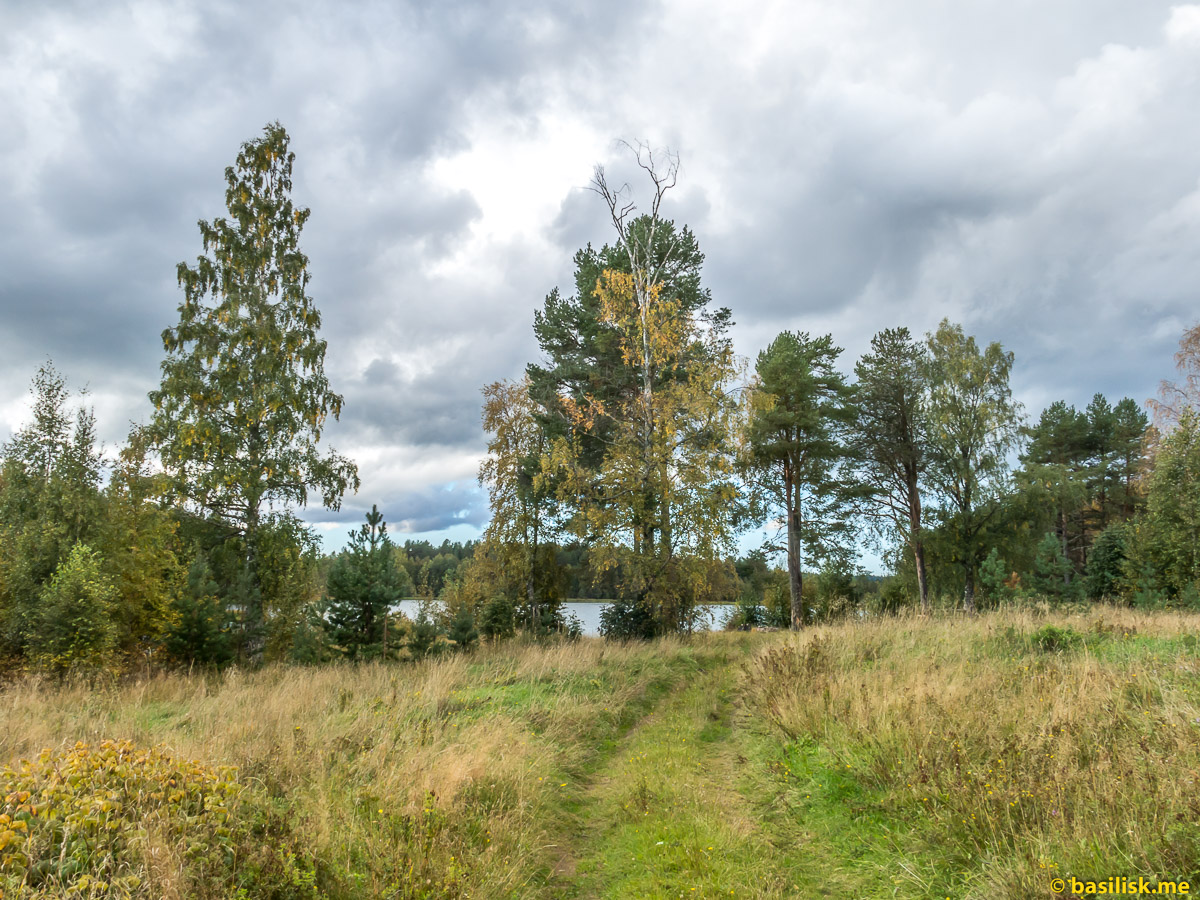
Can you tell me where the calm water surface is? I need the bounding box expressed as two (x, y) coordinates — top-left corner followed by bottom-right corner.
(393, 600), (734, 636)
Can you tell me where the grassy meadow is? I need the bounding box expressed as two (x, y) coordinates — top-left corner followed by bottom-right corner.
(2, 606), (1199, 898)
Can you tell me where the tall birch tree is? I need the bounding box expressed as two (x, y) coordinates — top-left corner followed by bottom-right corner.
(145, 123), (358, 643)
(925, 320), (1023, 612)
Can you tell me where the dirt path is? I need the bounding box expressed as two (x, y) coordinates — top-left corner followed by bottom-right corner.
(542, 641), (810, 899)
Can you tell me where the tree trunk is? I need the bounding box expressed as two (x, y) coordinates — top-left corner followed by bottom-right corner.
(243, 424), (265, 658)
(786, 470), (804, 630)
(913, 539), (930, 615)
(1060, 508), (1071, 586)
(243, 491), (264, 660)
(960, 474), (975, 614)
(963, 565), (977, 614)
(659, 460), (672, 558)
(908, 473), (928, 614)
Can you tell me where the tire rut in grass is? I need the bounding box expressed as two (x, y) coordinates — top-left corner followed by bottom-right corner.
(535, 653), (704, 896)
(547, 643), (796, 898)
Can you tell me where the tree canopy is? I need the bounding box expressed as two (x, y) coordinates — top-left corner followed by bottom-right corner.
(743, 331), (856, 628)
(145, 122), (358, 535)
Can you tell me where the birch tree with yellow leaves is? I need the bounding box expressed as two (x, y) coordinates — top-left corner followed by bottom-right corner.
(546, 266), (742, 634)
(478, 376), (561, 628)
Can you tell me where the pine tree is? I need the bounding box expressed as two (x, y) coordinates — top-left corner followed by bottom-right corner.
(849, 328), (933, 612)
(743, 331), (857, 629)
(324, 506), (409, 658)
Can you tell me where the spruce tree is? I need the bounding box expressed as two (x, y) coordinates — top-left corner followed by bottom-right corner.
(1030, 531), (1079, 602)
(324, 506), (409, 658)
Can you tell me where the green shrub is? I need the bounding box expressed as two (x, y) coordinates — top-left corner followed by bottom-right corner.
(874, 578), (909, 614)
(980, 547), (1017, 605)
(478, 595), (515, 643)
(27, 544), (119, 678)
(1029, 532), (1082, 602)
(407, 608), (441, 660)
(447, 605), (479, 651)
(761, 575), (793, 628)
(563, 612), (584, 641)
(1031, 623), (1082, 652)
(1086, 524), (1129, 600)
(598, 597), (656, 640)
(724, 596), (766, 631)
(0, 740), (321, 899)
(164, 555), (233, 667)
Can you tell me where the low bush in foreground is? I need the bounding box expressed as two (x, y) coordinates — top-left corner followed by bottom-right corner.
(0, 740), (318, 899)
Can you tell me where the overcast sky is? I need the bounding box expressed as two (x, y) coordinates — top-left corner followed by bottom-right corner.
(2, 0), (1198, 554)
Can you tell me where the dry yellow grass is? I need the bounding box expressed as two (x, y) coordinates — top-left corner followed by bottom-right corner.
(743, 605), (1200, 898)
(8, 610), (1192, 898)
(0, 637), (701, 898)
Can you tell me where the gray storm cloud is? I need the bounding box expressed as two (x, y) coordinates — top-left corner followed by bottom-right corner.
(2, 0), (1197, 543)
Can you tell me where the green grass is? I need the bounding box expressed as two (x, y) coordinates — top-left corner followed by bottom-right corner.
(557, 638), (797, 898)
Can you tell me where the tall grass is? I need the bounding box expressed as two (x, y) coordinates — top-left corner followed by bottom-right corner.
(742, 606), (1200, 897)
(0, 638), (700, 898)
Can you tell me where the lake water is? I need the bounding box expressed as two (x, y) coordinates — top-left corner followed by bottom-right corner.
(393, 600), (735, 636)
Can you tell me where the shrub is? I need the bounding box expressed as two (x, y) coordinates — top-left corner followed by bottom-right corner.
(1029, 532), (1082, 602)
(1086, 523), (1129, 600)
(873, 578), (909, 614)
(27, 544), (119, 678)
(762, 580), (793, 628)
(407, 608), (441, 660)
(598, 597), (656, 640)
(447, 605), (479, 651)
(1129, 560), (1171, 610)
(980, 547), (1017, 605)
(0, 740), (320, 899)
(724, 596), (766, 631)
(1030, 623), (1082, 652)
(815, 565), (860, 618)
(164, 555), (232, 667)
(288, 602), (332, 665)
(563, 613), (584, 641)
(478, 595), (515, 643)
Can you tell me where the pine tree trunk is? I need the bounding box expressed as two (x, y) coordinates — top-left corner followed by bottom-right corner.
(786, 468), (804, 630)
(1060, 508), (1071, 587)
